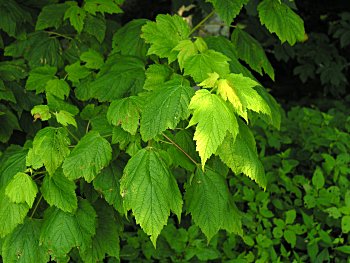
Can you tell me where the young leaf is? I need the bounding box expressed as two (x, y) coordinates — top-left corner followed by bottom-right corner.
(183, 49), (230, 82)
(64, 4), (86, 33)
(107, 96), (140, 135)
(217, 121), (266, 189)
(140, 76), (194, 141)
(0, 190), (29, 237)
(184, 168), (242, 241)
(173, 39), (199, 70)
(45, 78), (70, 99)
(65, 61), (91, 84)
(217, 73), (271, 122)
(89, 55), (145, 102)
(32, 127), (71, 175)
(120, 148), (183, 246)
(26, 66), (56, 93)
(40, 199), (97, 259)
(188, 89), (238, 168)
(80, 199), (120, 262)
(258, 0), (305, 45)
(62, 131), (112, 182)
(112, 19), (148, 59)
(141, 14), (190, 62)
(231, 28), (274, 80)
(5, 172), (38, 207)
(31, 105), (51, 121)
(54, 110), (77, 128)
(207, 0), (249, 25)
(2, 219), (49, 263)
(41, 169), (78, 213)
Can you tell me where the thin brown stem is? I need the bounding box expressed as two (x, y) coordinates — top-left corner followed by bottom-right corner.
(162, 133), (198, 165)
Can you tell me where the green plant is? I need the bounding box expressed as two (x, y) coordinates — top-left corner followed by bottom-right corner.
(0, 0), (307, 262)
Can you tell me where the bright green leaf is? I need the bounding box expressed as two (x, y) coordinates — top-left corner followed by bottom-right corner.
(45, 78), (70, 99)
(41, 169), (78, 213)
(342, 216), (350, 233)
(142, 14), (190, 62)
(107, 96), (140, 135)
(217, 120), (266, 188)
(140, 76), (194, 141)
(143, 64), (173, 91)
(258, 0), (305, 45)
(5, 172), (38, 207)
(284, 229), (296, 247)
(312, 166), (325, 190)
(31, 105), (51, 121)
(188, 89), (238, 167)
(32, 127), (71, 175)
(63, 131), (112, 182)
(285, 209), (296, 225)
(84, 0), (123, 15)
(55, 110), (77, 128)
(64, 5), (86, 33)
(207, 0), (249, 25)
(183, 49), (230, 83)
(65, 61), (91, 84)
(120, 148), (183, 246)
(173, 39), (199, 70)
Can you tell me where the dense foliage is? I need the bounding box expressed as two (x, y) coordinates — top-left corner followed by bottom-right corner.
(0, 0), (349, 262)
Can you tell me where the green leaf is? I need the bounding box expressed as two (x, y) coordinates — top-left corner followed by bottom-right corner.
(54, 110), (77, 128)
(80, 49), (104, 69)
(0, 105), (21, 143)
(173, 39), (199, 70)
(26, 66), (57, 93)
(2, 219), (49, 263)
(120, 148), (183, 246)
(107, 96), (140, 135)
(217, 120), (266, 188)
(231, 28), (274, 80)
(188, 89), (238, 167)
(0, 80), (16, 103)
(217, 73), (271, 122)
(342, 216), (350, 233)
(112, 19), (148, 59)
(258, 0), (305, 45)
(47, 93), (80, 115)
(5, 172), (38, 207)
(80, 199), (120, 262)
(0, 190), (29, 238)
(64, 4), (86, 33)
(32, 127), (71, 175)
(93, 163), (123, 213)
(89, 55), (145, 101)
(207, 0), (249, 25)
(143, 64), (173, 91)
(40, 199), (97, 259)
(284, 229), (296, 247)
(0, 145), (27, 188)
(63, 131), (112, 182)
(65, 61), (91, 84)
(0, 60), (27, 81)
(141, 14), (190, 62)
(183, 49), (230, 82)
(140, 76), (194, 141)
(45, 78), (70, 99)
(312, 166), (325, 190)
(335, 246), (350, 254)
(26, 148), (44, 170)
(285, 209), (296, 225)
(31, 105), (51, 121)
(41, 169), (78, 213)
(184, 168), (242, 241)
(83, 0), (123, 15)
(83, 14), (106, 43)
(36, 3), (69, 30)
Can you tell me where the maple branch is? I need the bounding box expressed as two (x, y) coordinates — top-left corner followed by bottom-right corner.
(189, 10), (215, 35)
(30, 194), (43, 218)
(162, 133), (198, 165)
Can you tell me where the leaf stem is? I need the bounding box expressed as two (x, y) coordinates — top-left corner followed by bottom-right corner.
(86, 120), (91, 134)
(30, 194), (43, 219)
(63, 126), (80, 143)
(45, 31), (73, 40)
(162, 133), (198, 165)
(189, 10), (215, 35)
